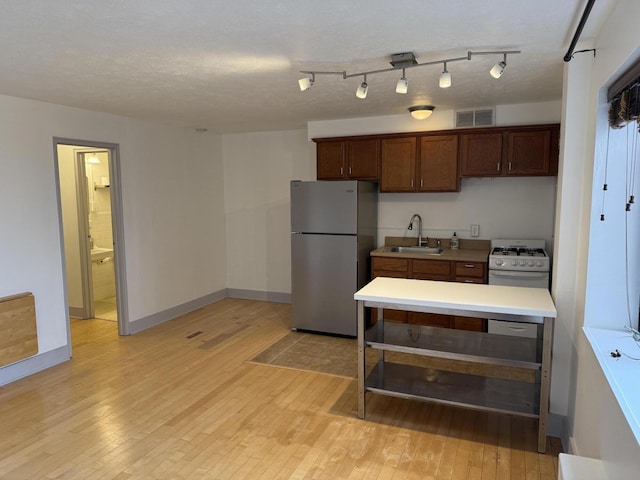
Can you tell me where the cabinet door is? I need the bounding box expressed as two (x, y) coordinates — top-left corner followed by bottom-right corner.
(372, 257), (409, 275)
(380, 137), (417, 192)
(453, 316), (486, 332)
(371, 257), (409, 324)
(316, 141), (346, 179)
(348, 139), (380, 179)
(419, 135), (459, 192)
(506, 130), (551, 175)
(410, 312), (452, 328)
(372, 308), (408, 324)
(459, 133), (504, 177)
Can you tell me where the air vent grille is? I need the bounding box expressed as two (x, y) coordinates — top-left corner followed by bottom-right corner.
(455, 108), (495, 128)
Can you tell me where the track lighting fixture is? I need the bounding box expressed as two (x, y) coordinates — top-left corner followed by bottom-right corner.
(439, 62), (451, 88)
(490, 54), (508, 79)
(356, 75), (368, 99)
(409, 105), (435, 120)
(298, 73), (314, 91)
(395, 69), (408, 94)
(298, 50), (519, 96)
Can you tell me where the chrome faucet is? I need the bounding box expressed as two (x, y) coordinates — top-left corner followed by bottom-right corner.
(407, 214), (423, 246)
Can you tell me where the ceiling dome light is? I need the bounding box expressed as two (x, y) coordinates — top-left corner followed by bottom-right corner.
(490, 54), (507, 79)
(356, 75), (368, 99)
(439, 62), (451, 88)
(87, 154), (101, 164)
(408, 105), (435, 120)
(395, 69), (408, 94)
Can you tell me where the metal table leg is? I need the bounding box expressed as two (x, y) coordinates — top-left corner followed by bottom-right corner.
(537, 316), (554, 453)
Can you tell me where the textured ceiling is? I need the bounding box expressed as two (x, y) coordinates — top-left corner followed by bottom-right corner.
(0, 0), (616, 133)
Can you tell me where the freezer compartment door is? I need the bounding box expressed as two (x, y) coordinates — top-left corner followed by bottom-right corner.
(291, 180), (358, 234)
(291, 233), (358, 336)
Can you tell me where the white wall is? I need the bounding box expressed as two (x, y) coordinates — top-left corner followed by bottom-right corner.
(555, 0), (640, 475)
(308, 101), (561, 139)
(0, 94), (226, 385)
(221, 102), (560, 299)
(222, 129), (315, 298)
(377, 177), (556, 250)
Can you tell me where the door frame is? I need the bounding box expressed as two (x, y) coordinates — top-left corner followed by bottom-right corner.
(53, 138), (130, 341)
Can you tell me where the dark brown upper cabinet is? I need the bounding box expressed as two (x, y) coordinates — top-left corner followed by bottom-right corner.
(314, 123), (560, 188)
(316, 138), (380, 180)
(460, 124), (559, 177)
(380, 135), (459, 193)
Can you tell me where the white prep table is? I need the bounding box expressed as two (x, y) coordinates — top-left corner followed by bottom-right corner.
(354, 276), (557, 453)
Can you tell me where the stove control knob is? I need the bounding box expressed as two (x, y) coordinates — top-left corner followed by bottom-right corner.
(511, 260), (517, 266)
(519, 260), (525, 266)
(528, 260), (534, 266)
(495, 259), (504, 266)
(536, 260), (544, 267)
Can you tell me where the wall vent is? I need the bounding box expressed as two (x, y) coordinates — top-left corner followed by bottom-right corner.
(455, 107), (495, 128)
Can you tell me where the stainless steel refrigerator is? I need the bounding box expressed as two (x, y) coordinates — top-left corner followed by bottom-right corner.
(290, 180), (377, 336)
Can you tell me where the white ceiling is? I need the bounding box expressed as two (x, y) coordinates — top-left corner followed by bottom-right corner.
(0, 0), (616, 133)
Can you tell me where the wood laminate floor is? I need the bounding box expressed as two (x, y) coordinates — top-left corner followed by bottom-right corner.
(0, 298), (562, 479)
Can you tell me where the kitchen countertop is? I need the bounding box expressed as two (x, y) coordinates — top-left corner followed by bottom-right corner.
(354, 277), (557, 320)
(370, 240), (490, 263)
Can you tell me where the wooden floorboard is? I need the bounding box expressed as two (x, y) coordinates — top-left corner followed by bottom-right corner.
(0, 298), (562, 479)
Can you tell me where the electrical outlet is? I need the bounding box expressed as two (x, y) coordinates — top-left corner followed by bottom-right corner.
(471, 224), (480, 237)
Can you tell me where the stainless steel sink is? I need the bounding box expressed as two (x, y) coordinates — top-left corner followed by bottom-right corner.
(389, 246), (444, 255)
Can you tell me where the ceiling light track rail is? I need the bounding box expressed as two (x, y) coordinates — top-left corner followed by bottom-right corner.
(298, 50), (521, 96)
(300, 50), (520, 80)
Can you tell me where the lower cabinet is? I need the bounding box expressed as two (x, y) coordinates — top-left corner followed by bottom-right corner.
(371, 256), (487, 331)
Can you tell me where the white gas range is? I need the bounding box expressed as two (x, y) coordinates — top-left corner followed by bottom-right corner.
(488, 239), (550, 337)
(489, 238), (550, 273)
(488, 238), (550, 288)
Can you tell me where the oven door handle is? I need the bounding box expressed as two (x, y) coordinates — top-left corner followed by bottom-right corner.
(489, 270), (549, 280)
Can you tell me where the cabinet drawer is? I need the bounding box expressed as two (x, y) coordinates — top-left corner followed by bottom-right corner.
(454, 261), (486, 280)
(372, 257), (409, 273)
(453, 316), (487, 332)
(412, 259), (451, 276)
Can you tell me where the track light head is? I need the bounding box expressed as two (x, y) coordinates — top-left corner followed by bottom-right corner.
(395, 69), (408, 94)
(298, 74), (314, 91)
(408, 105), (435, 120)
(356, 75), (368, 99)
(490, 54), (508, 79)
(439, 63), (451, 88)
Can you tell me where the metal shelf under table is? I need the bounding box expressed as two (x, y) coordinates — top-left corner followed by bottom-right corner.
(366, 361), (540, 417)
(366, 321), (542, 370)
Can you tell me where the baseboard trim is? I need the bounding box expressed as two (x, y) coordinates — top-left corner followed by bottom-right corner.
(69, 306), (84, 319)
(129, 290), (228, 334)
(2, 289), (290, 385)
(0, 346), (70, 387)
(547, 413), (567, 442)
(226, 288), (291, 304)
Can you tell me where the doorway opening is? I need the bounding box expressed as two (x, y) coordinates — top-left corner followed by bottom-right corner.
(54, 139), (128, 337)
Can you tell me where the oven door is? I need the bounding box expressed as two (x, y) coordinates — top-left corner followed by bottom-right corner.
(488, 269), (549, 337)
(488, 270), (549, 289)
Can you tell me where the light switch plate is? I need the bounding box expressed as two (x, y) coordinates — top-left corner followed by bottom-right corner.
(471, 224), (480, 237)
